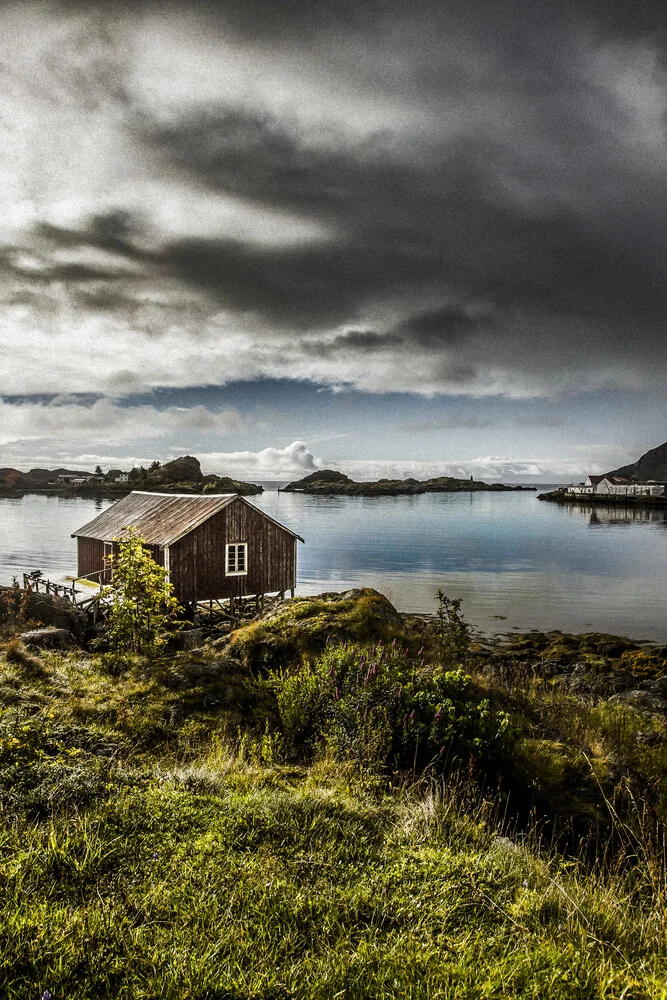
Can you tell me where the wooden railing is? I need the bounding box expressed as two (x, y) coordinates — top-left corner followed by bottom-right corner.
(22, 572), (78, 602)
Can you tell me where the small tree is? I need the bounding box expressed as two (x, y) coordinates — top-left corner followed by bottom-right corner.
(436, 591), (473, 665)
(94, 465), (103, 476)
(98, 529), (180, 655)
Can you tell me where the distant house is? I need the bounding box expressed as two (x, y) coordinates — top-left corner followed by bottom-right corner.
(114, 472), (129, 483)
(567, 476), (665, 498)
(72, 491), (304, 606)
(597, 477), (665, 497)
(58, 474), (94, 486)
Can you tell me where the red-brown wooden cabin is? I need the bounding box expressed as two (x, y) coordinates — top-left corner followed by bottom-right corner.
(72, 491), (304, 606)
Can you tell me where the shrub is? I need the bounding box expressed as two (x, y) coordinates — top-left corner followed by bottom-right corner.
(96, 529), (181, 655)
(269, 640), (515, 774)
(436, 591), (474, 665)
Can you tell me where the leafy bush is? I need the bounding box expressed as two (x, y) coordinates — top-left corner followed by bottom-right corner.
(270, 640), (514, 774)
(436, 590), (474, 665)
(97, 529), (181, 655)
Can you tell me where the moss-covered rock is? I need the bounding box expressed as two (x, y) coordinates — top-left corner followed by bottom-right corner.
(220, 589), (406, 671)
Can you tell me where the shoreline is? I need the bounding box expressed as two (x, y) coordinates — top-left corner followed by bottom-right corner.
(538, 489), (667, 509)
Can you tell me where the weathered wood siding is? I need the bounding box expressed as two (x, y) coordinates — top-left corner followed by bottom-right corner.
(77, 537), (105, 578)
(77, 538), (163, 580)
(169, 498), (296, 604)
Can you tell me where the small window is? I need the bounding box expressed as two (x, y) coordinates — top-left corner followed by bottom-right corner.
(226, 542), (248, 576)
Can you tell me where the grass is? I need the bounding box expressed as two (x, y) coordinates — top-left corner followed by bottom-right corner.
(2, 755), (666, 998)
(1, 603), (667, 998)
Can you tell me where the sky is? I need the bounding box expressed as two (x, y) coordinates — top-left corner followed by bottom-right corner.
(0, 0), (665, 482)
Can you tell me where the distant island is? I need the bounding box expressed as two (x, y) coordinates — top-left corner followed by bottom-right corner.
(281, 469), (536, 496)
(0, 455), (263, 497)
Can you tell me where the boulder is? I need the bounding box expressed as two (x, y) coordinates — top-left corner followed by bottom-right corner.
(171, 629), (205, 651)
(0, 587), (88, 640)
(221, 588), (406, 670)
(609, 689), (667, 714)
(19, 627), (72, 649)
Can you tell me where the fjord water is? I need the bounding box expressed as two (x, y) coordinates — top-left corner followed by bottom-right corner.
(1, 489), (666, 641)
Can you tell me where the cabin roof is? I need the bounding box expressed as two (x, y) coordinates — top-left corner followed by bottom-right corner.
(72, 491), (304, 547)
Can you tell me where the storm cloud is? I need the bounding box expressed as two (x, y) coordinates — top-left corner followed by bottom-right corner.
(0, 0), (665, 469)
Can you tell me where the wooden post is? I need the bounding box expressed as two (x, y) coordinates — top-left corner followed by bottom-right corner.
(290, 588), (295, 599)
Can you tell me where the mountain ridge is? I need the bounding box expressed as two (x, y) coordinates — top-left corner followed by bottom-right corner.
(606, 440), (667, 481)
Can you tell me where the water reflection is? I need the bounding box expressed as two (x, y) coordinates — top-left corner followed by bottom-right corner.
(564, 502), (667, 527)
(1, 488), (667, 640)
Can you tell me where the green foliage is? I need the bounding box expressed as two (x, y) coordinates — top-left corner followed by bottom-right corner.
(1, 617), (667, 996)
(97, 529), (181, 655)
(436, 590), (474, 664)
(270, 640), (514, 773)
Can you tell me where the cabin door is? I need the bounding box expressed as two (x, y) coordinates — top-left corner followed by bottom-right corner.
(103, 542), (113, 583)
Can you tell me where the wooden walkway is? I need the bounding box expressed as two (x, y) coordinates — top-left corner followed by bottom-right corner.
(21, 570), (287, 630)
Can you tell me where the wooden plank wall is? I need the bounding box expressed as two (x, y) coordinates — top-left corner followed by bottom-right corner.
(170, 499), (296, 604)
(77, 538), (163, 579)
(77, 537), (105, 578)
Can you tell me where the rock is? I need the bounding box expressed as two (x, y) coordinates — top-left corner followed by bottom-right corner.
(223, 588), (405, 670)
(175, 629), (205, 651)
(155, 455), (203, 484)
(19, 627), (72, 649)
(602, 640), (640, 658)
(610, 689), (667, 714)
(0, 587), (88, 640)
(636, 730), (665, 746)
(637, 676), (667, 696)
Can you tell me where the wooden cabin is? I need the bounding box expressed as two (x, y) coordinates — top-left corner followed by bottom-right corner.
(72, 491), (304, 607)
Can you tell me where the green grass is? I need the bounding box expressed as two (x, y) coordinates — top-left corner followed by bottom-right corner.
(2, 757), (666, 998)
(1, 616), (667, 998)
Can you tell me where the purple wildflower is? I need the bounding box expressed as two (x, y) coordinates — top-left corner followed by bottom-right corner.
(42, 993), (52, 1000)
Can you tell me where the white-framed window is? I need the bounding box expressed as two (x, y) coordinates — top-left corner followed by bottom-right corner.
(226, 542), (248, 576)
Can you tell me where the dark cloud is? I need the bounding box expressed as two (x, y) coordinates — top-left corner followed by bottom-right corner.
(398, 308), (484, 347)
(37, 213), (146, 259)
(4, 0), (666, 399)
(142, 93), (666, 352)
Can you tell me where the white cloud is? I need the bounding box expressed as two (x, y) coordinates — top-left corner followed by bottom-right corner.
(0, 398), (242, 447)
(199, 441), (321, 479)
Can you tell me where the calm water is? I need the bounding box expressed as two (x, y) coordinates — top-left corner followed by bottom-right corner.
(1, 488), (666, 640)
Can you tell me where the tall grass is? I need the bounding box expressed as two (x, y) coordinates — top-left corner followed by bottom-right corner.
(1, 614), (666, 998)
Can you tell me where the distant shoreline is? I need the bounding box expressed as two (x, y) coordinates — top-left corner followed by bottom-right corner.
(538, 489), (667, 509)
